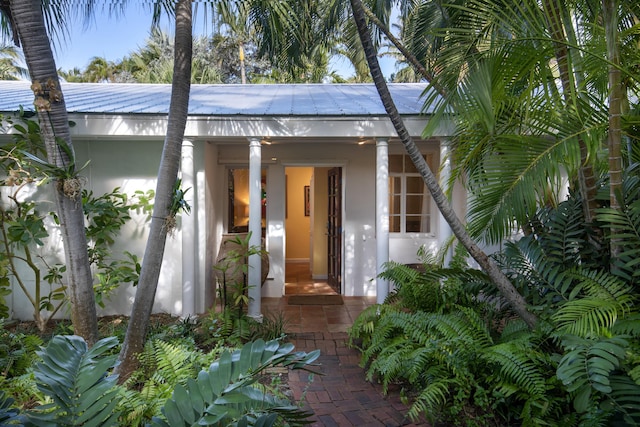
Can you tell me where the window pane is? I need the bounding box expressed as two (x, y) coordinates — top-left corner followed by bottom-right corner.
(390, 195), (401, 215)
(389, 176), (401, 193)
(389, 216), (401, 232)
(406, 215), (429, 233)
(406, 195), (424, 214)
(406, 176), (424, 194)
(389, 155), (403, 173)
(229, 168), (266, 232)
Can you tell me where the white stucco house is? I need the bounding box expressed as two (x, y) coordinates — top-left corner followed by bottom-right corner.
(0, 81), (464, 320)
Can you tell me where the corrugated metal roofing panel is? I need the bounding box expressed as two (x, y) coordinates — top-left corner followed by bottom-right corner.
(0, 81), (432, 116)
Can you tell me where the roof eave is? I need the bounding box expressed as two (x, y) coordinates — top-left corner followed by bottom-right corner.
(64, 113), (441, 140)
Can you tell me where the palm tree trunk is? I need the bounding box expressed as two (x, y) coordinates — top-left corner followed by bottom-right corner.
(116, 0), (193, 381)
(349, 0), (537, 328)
(603, 0), (623, 257)
(543, 0), (599, 225)
(10, 0), (98, 345)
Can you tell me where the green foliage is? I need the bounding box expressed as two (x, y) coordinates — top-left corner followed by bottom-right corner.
(0, 321), (43, 378)
(149, 339), (318, 427)
(214, 232), (268, 318)
(196, 306), (289, 348)
(351, 178), (640, 425)
(0, 390), (25, 425)
(0, 274), (10, 319)
(169, 178), (191, 217)
(118, 339), (204, 427)
(27, 335), (121, 426)
(557, 336), (630, 413)
(0, 114), (154, 324)
(20, 136), (90, 182)
(198, 307), (253, 348)
(251, 311), (290, 342)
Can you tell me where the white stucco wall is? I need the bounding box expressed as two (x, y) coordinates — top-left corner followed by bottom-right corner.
(78, 138), (180, 316)
(4, 135), (452, 320)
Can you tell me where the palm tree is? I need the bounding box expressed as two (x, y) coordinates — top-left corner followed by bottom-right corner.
(58, 66), (86, 82)
(0, 44), (27, 79)
(348, 0), (537, 327)
(116, 0), (192, 381)
(602, 0), (624, 257)
(217, 1), (250, 83)
(8, 0), (99, 344)
(83, 56), (118, 82)
(120, 30), (224, 84)
(415, 0), (639, 243)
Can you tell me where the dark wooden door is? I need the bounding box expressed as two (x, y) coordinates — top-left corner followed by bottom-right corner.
(327, 167), (342, 293)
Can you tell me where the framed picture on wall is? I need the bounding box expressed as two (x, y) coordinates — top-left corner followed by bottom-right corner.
(304, 185), (310, 216)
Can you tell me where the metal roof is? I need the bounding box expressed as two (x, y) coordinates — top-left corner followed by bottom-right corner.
(0, 81), (431, 117)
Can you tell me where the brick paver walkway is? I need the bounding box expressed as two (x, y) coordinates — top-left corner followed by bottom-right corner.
(287, 331), (428, 427)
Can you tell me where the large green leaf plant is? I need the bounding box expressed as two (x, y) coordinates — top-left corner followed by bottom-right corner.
(2, 334), (318, 427)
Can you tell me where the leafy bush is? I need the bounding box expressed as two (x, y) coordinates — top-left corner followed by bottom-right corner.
(149, 339), (318, 427)
(6, 331), (318, 427)
(350, 181), (640, 426)
(0, 113), (153, 328)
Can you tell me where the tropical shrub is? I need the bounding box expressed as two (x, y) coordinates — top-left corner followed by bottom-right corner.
(0, 391), (25, 426)
(118, 339), (212, 427)
(0, 113), (152, 328)
(350, 176), (640, 426)
(149, 339), (318, 427)
(27, 335), (122, 426)
(4, 331), (317, 427)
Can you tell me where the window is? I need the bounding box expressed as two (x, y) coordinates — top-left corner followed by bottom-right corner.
(389, 154), (433, 234)
(227, 168), (266, 233)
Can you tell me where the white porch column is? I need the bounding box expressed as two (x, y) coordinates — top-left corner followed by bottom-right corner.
(438, 141), (453, 265)
(376, 138), (390, 304)
(181, 140), (196, 318)
(248, 137), (262, 319)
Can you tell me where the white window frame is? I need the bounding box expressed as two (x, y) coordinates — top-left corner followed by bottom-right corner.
(388, 153), (436, 236)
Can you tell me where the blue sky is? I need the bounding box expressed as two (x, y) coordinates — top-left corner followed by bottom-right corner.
(53, 4), (175, 70)
(52, 3), (396, 79)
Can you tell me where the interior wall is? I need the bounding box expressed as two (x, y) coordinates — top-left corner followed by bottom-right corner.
(312, 167), (329, 278)
(285, 167), (312, 261)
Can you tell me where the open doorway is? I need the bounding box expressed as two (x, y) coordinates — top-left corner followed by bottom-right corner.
(284, 166), (341, 295)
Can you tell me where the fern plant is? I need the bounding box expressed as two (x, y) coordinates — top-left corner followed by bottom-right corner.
(351, 177), (640, 426)
(118, 339), (205, 427)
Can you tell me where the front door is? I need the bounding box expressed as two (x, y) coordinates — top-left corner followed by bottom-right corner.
(327, 167), (342, 293)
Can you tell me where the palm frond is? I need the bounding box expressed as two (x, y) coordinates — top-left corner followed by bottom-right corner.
(604, 375), (640, 425)
(150, 340), (199, 386)
(406, 374), (455, 423)
(482, 342), (548, 399)
(557, 336), (628, 413)
(598, 199), (640, 285)
(552, 268), (633, 337)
